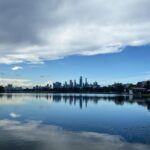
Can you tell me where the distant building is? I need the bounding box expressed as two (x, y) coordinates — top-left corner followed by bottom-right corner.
(46, 84), (51, 89)
(69, 80), (73, 88)
(74, 80), (77, 88)
(79, 76), (83, 88)
(85, 78), (88, 87)
(129, 87), (148, 96)
(53, 82), (62, 89)
(64, 81), (68, 88)
(93, 81), (99, 89)
(5, 84), (13, 92)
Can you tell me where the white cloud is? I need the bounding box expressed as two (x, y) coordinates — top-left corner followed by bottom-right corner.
(0, 0), (150, 64)
(12, 66), (23, 71)
(0, 78), (32, 87)
(9, 112), (21, 118)
(0, 77), (53, 87)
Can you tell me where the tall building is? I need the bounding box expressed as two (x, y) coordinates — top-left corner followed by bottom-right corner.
(79, 76), (83, 88)
(85, 78), (88, 87)
(53, 82), (62, 89)
(69, 80), (73, 88)
(74, 80), (77, 88)
(64, 81), (68, 88)
(5, 84), (13, 92)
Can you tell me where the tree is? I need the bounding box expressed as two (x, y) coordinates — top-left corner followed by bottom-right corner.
(144, 81), (150, 89)
(0, 86), (4, 93)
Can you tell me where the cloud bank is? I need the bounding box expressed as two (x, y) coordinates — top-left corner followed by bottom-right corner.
(0, 0), (150, 64)
(0, 78), (32, 87)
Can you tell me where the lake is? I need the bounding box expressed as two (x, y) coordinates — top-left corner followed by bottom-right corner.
(0, 93), (150, 150)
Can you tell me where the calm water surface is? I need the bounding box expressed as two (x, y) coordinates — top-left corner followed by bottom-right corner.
(0, 93), (150, 150)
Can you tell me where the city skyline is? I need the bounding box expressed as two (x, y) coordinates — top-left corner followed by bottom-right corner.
(1, 75), (150, 96)
(53, 76), (99, 89)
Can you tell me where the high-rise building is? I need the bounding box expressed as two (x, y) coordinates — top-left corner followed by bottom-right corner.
(69, 80), (73, 88)
(5, 84), (13, 92)
(74, 80), (77, 88)
(53, 82), (62, 89)
(79, 76), (83, 88)
(85, 78), (88, 86)
(64, 81), (68, 88)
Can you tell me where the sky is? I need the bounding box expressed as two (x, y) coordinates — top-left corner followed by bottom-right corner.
(0, 0), (150, 86)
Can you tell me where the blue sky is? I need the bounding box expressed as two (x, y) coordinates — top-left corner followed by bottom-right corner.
(0, 45), (150, 86)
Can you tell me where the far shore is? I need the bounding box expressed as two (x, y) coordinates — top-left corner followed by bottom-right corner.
(1, 92), (150, 98)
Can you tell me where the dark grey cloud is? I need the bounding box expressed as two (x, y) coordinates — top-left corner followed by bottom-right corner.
(0, 0), (150, 64)
(0, 0), (56, 44)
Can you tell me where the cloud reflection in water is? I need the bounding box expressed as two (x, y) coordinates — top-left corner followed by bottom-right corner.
(0, 119), (149, 150)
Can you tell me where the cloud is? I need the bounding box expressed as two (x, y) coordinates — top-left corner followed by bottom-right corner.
(0, 78), (32, 87)
(9, 112), (21, 118)
(12, 66), (23, 71)
(0, 0), (150, 64)
(0, 119), (149, 150)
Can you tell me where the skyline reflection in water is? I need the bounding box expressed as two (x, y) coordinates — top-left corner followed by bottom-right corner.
(0, 93), (150, 150)
(0, 93), (150, 110)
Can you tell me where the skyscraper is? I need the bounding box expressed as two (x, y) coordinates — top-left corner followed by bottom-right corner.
(79, 76), (83, 88)
(85, 78), (88, 87)
(74, 80), (77, 88)
(69, 80), (73, 88)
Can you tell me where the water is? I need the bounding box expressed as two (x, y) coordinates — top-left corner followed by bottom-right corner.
(0, 93), (150, 150)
